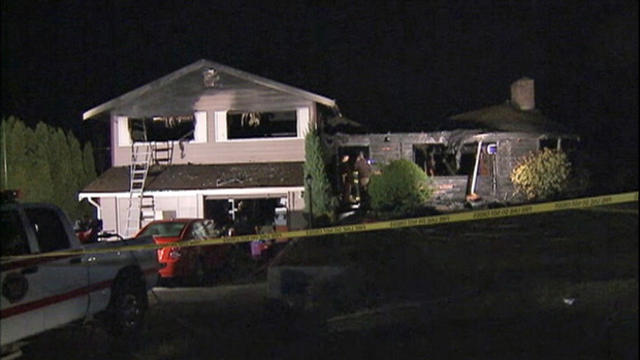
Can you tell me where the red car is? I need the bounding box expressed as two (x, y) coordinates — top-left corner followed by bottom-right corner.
(135, 219), (230, 284)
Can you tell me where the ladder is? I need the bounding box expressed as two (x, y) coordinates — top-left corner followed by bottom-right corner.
(152, 141), (173, 165)
(125, 143), (154, 237)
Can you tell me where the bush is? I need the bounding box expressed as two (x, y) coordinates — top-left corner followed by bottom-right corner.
(510, 148), (571, 201)
(368, 159), (433, 217)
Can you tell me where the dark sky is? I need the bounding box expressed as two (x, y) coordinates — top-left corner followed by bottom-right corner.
(2, 1), (638, 143)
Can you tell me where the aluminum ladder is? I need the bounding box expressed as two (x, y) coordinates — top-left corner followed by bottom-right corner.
(124, 142), (154, 237)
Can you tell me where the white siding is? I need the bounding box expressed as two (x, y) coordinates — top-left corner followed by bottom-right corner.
(297, 107), (310, 138)
(117, 116), (131, 147)
(194, 111), (207, 143)
(214, 111), (228, 142)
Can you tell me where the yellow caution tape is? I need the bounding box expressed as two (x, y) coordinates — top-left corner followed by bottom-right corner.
(1, 191), (637, 264)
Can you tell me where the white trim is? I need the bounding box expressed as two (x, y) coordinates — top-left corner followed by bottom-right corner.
(297, 107), (310, 138)
(193, 111), (207, 143)
(214, 111), (228, 142)
(79, 186), (305, 199)
(470, 141), (483, 194)
(83, 59), (337, 120)
(117, 116), (131, 147)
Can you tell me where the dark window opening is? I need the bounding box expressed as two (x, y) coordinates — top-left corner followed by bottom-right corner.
(458, 143), (479, 176)
(0, 209), (31, 256)
(414, 144), (457, 176)
(539, 138), (558, 151)
(560, 138), (578, 153)
(227, 111), (297, 139)
(205, 198), (280, 236)
(25, 208), (70, 252)
(129, 115), (195, 142)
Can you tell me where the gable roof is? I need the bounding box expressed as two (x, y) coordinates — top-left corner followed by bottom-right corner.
(440, 102), (571, 134)
(83, 59), (337, 120)
(80, 162), (304, 193)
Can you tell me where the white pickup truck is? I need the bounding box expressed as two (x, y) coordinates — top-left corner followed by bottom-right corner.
(1, 200), (158, 356)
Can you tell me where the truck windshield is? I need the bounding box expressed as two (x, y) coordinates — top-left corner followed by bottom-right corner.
(138, 222), (188, 237)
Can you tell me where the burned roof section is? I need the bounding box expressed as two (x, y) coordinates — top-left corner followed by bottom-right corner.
(82, 162), (304, 193)
(437, 102), (571, 134)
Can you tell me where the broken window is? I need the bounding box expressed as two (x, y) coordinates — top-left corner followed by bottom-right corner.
(129, 115), (196, 142)
(458, 143), (478, 176)
(560, 138), (578, 153)
(413, 144), (457, 176)
(539, 138), (558, 151)
(226, 111), (297, 139)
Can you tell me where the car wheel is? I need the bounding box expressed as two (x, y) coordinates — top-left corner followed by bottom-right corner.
(107, 273), (147, 336)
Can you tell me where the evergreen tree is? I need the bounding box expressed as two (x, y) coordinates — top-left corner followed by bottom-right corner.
(303, 126), (337, 225)
(82, 142), (97, 188)
(1, 117), (96, 220)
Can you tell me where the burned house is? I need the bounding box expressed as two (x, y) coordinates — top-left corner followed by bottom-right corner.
(79, 59), (340, 236)
(325, 78), (580, 206)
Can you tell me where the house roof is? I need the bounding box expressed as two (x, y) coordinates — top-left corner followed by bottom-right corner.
(83, 59), (337, 120)
(441, 102), (571, 134)
(81, 162), (304, 193)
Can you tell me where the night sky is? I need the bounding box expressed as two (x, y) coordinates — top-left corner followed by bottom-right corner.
(2, 1), (638, 149)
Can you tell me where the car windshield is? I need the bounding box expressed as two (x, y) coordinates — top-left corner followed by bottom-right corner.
(138, 222), (188, 237)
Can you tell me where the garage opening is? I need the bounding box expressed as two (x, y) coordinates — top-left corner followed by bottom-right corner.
(204, 198), (286, 236)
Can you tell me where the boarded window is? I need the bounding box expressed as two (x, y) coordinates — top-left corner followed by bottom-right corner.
(226, 111), (297, 139)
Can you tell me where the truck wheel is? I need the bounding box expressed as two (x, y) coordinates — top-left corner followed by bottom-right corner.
(107, 273), (147, 336)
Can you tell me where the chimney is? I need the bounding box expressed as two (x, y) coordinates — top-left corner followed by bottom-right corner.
(510, 77), (535, 111)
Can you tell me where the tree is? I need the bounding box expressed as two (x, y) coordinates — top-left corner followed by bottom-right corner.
(1, 117), (97, 219)
(303, 126), (337, 225)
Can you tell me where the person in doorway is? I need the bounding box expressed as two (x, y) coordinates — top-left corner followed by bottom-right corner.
(339, 154), (354, 203)
(354, 152), (372, 191)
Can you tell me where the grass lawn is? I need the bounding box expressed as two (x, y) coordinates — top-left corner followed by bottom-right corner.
(275, 203), (638, 358)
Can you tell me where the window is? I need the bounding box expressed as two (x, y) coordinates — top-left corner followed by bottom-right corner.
(215, 107), (309, 141)
(24, 208), (70, 252)
(117, 112), (207, 146)
(227, 111), (297, 139)
(457, 143), (479, 175)
(138, 221), (187, 237)
(539, 138), (558, 151)
(0, 209), (30, 256)
(413, 144), (457, 176)
(560, 138), (578, 153)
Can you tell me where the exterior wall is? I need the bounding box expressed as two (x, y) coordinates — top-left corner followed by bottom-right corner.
(153, 194), (200, 219)
(91, 188), (306, 237)
(99, 197), (118, 234)
(329, 132), (453, 170)
(328, 131), (569, 204)
(111, 102), (316, 167)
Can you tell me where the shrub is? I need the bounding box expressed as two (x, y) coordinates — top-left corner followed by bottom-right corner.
(510, 148), (571, 201)
(368, 159), (433, 217)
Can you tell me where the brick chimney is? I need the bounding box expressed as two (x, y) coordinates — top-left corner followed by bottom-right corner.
(510, 77), (535, 111)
